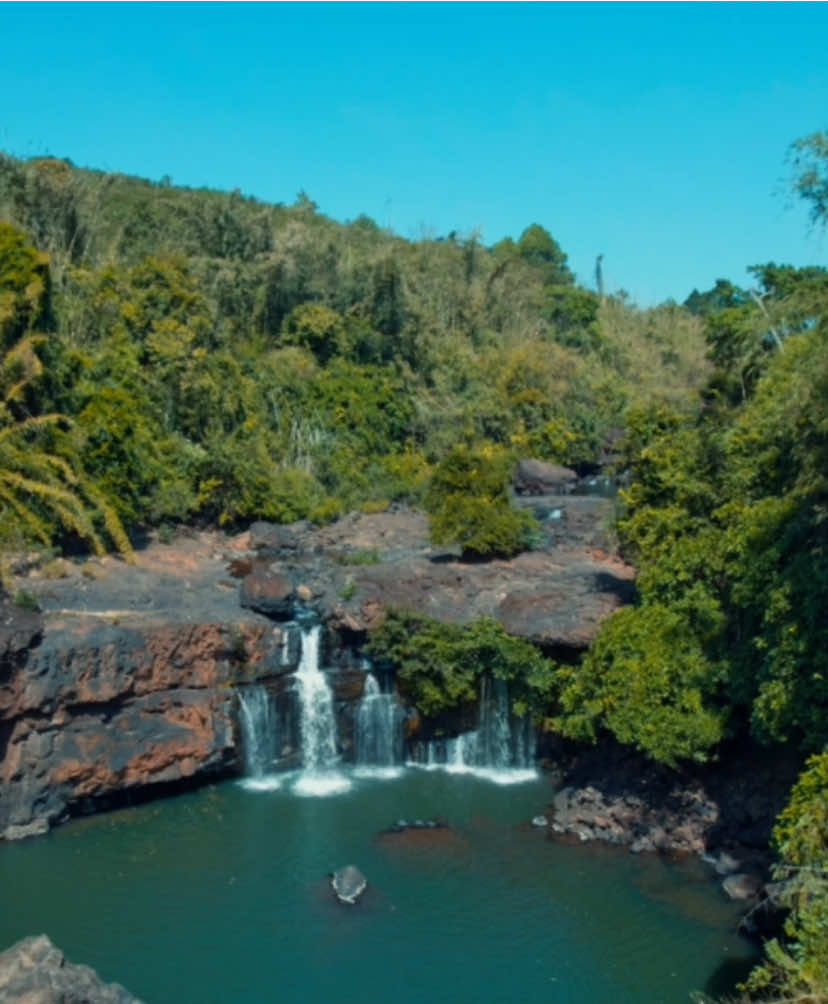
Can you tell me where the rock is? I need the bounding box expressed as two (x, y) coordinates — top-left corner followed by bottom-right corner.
(0, 610), (285, 838)
(239, 571), (295, 617)
(722, 873), (764, 901)
(0, 934), (142, 1003)
(514, 459), (578, 496)
(330, 670), (367, 701)
(531, 815), (549, 827)
(2, 818), (49, 842)
(0, 596), (42, 665)
(248, 521), (300, 553)
(542, 738), (801, 869)
(295, 584), (313, 604)
(331, 865), (367, 905)
(384, 819), (447, 834)
(713, 851), (742, 876)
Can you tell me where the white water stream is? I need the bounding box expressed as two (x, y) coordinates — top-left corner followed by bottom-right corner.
(293, 623), (351, 796)
(354, 672), (404, 779)
(237, 685), (283, 791)
(239, 634), (535, 794)
(415, 676), (537, 785)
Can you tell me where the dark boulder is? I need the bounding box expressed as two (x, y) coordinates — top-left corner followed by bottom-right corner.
(0, 596), (43, 665)
(331, 864), (367, 904)
(514, 459), (578, 496)
(239, 570), (295, 618)
(0, 935), (142, 1003)
(248, 521), (301, 553)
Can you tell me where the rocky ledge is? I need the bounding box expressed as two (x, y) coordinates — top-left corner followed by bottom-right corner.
(237, 500), (632, 654)
(0, 935), (142, 1003)
(0, 534), (291, 840)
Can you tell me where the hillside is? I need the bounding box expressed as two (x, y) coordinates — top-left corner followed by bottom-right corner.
(2, 143), (828, 1002)
(0, 151), (708, 541)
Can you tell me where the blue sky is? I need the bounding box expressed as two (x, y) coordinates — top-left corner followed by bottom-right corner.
(1, 2), (826, 304)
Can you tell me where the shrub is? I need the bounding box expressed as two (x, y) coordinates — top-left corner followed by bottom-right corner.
(424, 442), (536, 558)
(367, 611), (557, 719)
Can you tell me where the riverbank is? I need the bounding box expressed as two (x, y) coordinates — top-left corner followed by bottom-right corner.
(536, 736), (801, 915)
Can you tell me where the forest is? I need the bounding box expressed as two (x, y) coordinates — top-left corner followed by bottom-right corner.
(0, 131), (826, 1001)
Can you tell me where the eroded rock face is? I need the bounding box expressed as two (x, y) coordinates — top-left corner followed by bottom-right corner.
(1, 535), (296, 840)
(261, 506), (634, 654)
(0, 596), (43, 666)
(0, 934), (142, 1003)
(0, 618), (287, 839)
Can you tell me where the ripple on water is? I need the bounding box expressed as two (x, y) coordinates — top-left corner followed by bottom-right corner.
(353, 766), (405, 781)
(407, 760), (538, 785)
(292, 771), (353, 797)
(238, 775), (284, 792)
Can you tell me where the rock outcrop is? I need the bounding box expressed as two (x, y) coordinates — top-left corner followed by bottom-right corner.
(0, 935), (142, 1003)
(513, 459), (578, 495)
(0, 535), (293, 840)
(541, 738), (802, 876)
(238, 505), (632, 655)
(331, 864), (367, 904)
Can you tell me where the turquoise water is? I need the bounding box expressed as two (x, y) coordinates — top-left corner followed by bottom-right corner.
(0, 770), (755, 1003)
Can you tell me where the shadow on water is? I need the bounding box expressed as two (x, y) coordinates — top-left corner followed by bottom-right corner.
(702, 953), (758, 999)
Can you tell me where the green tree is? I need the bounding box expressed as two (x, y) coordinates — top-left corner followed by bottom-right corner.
(742, 753), (828, 1002)
(517, 224), (573, 286)
(424, 442), (536, 559)
(279, 302), (347, 364)
(789, 129), (828, 229)
(0, 226), (131, 559)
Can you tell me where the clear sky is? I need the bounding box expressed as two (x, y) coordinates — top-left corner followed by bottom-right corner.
(1, 2), (826, 304)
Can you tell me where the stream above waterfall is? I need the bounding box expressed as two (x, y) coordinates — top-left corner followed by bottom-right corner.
(0, 770), (757, 1003)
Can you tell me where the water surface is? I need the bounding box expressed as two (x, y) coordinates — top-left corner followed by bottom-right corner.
(0, 770), (755, 1003)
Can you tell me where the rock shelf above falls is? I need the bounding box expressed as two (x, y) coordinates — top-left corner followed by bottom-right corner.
(0, 502), (632, 839)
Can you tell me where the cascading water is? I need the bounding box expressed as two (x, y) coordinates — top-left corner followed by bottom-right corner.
(238, 685), (282, 791)
(417, 676), (537, 784)
(293, 623), (351, 796)
(473, 676), (513, 767)
(355, 672), (403, 778)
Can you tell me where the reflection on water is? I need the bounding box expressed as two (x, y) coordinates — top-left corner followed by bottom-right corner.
(0, 770), (757, 1004)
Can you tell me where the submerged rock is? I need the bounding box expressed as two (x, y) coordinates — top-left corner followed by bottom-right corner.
(0, 935), (142, 1003)
(384, 819), (447, 834)
(331, 865), (367, 904)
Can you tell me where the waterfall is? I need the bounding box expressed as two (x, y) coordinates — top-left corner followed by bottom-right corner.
(355, 673), (403, 779)
(415, 676), (536, 784)
(238, 685), (282, 791)
(293, 623), (351, 796)
(474, 676), (512, 767)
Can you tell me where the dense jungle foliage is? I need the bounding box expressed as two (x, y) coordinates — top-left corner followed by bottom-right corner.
(1, 133), (827, 1001)
(0, 150), (708, 552)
